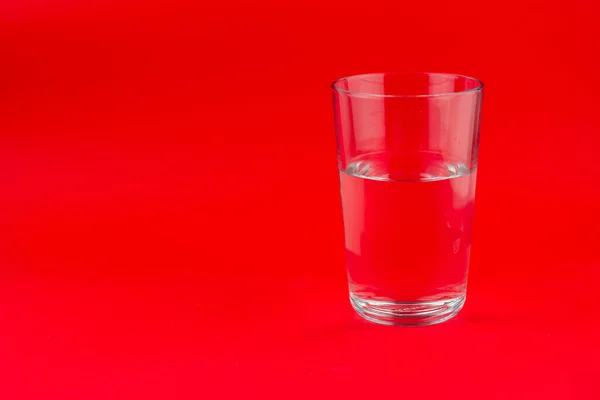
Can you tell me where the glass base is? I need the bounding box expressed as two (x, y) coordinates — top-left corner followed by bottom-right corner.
(350, 292), (465, 326)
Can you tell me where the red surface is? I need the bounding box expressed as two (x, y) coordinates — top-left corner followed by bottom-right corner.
(0, 1), (599, 398)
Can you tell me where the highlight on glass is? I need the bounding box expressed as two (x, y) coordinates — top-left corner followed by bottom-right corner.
(331, 72), (483, 326)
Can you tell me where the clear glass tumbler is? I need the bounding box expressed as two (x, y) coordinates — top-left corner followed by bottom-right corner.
(332, 72), (483, 326)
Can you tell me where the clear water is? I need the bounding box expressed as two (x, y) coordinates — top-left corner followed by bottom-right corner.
(339, 152), (477, 304)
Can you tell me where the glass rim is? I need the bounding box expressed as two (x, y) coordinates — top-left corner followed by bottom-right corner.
(331, 72), (484, 98)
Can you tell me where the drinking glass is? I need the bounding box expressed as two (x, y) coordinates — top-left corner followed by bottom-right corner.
(331, 72), (483, 326)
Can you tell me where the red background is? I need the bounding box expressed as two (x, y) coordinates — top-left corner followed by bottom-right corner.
(0, 0), (599, 398)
